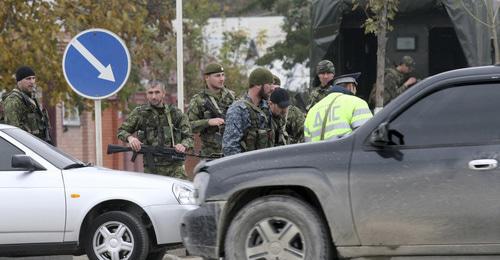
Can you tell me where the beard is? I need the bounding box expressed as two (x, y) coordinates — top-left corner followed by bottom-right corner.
(258, 86), (269, 100)
(149, 99), (163, 107)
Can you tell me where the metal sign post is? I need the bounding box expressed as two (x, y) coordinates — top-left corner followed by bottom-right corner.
(62, 28), (130, 166)
(95, 100), (103, 166)
(176, 0), (184, 110)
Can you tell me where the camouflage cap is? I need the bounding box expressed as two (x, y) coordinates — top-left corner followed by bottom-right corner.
(316, 60), (335, 74)
(401, 56), (415, 68)
(272, 74), (281, 86)
(204, 63), (224, 75)
(249, 68), (274, 87)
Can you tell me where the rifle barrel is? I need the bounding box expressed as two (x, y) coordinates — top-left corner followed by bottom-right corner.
(107, 144), (133, 154)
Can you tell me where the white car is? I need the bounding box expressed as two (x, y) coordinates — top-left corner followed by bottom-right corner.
(0, 124), (197, 260)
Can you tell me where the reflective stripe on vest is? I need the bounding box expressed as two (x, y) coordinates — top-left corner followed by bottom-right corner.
(304, 93), (372, 142)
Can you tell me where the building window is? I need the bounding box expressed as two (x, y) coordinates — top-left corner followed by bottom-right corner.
(62, 103), (81, 126)
(396, 36), (416, 51)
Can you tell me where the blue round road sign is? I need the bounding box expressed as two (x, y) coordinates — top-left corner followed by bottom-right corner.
(62, 28), (131, 100)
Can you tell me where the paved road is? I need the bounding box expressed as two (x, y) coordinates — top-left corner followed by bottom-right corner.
(73, 248), (201, 259)
(72, 249), (201, 259)
(0, 249), (202, 260)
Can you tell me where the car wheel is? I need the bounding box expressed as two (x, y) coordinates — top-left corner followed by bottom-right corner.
(84, 211), (150, 260)
(224, 195), (333, 260)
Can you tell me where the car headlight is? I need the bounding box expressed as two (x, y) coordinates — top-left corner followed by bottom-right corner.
(172, 183), (196, 205)
(193, 171), (210, 205)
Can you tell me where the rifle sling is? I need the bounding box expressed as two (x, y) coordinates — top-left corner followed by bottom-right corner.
(165, 106), (176, 146)
(207, 95), (223, 115)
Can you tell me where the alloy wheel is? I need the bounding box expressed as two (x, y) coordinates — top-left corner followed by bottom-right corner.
(92, 221), (135, 260)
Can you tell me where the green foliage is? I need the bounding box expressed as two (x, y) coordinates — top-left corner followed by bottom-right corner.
(250, 0), (311, 69)
(218, 30), (252, 96)
(183, 0), (222, 100)
(352, 0), (400, 108)
(353, 0), (400, 34)
(56, 0), (174, 109)
(0, 1), (63, 105)
(0, 0), (258, 110)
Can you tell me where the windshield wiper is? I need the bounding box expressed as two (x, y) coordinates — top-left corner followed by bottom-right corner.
(63, 162), (91, 170)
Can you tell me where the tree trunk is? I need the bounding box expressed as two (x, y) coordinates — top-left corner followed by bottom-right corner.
(486, 0), (500, 63)
(492, 26), (500, 64)
(374, 1), (388, 113)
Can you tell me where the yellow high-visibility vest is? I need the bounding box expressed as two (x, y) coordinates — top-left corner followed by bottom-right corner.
(304, 93), (372, 142)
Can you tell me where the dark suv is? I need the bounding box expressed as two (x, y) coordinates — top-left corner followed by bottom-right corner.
(181, 65), (500, 259)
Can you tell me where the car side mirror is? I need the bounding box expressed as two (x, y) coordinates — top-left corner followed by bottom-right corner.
(370, 122), (390, 147)
(12, 154), (46, 172)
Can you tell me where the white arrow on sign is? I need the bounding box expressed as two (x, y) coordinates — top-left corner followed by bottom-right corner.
(70, 39), (116, 82)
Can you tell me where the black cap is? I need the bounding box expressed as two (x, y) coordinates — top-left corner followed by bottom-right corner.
(16, 66), (35, 82)
(333, 72), (361, 86)
(270, 88), (290, 108)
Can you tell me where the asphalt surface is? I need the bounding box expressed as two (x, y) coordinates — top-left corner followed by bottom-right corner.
(0, 249), (202, 260)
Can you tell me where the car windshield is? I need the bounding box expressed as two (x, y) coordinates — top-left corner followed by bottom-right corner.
(3, 128), (87, 169)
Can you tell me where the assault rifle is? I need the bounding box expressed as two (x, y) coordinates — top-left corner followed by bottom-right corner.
(107, 144), (185, 171)
(39, 107), (53, 145)
(107, 144), (223, 167)
(204, 98), (226, 144)
(205, 101), (225, 120)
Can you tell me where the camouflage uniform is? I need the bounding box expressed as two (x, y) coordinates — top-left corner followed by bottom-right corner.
(308, 84), (331, 111)
(187, 87), (235, 157)
(383, 68), (408, 105)
(117, 104), (193, 179)
(222, 95), (273, 156)
(384, 56), (416, 105)
(307, 60), (335, 110)
(284, 105), (305, 144)
(271, 114), (288, 146)
(2, 88), (51, 142)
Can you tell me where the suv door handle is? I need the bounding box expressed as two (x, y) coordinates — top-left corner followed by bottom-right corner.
(468, 159), (498, 171)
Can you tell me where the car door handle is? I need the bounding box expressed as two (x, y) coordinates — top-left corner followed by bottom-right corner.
(468, 159), (498, 171)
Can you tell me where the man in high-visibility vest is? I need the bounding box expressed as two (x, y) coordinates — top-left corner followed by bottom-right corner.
(304, 73), (372, 142)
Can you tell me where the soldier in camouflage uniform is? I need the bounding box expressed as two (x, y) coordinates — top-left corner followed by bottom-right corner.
(268, 88), (291, 146)
(117, 81), (193, 179)
(223, 67), (274, 156)
(1, 66), (52, 144)
(383, 55), (417, 105)
(307, 60), (335, 111)
(272, 75), (305, 144)
(285, 106), (305, 144)
(187, 63), (235, 157)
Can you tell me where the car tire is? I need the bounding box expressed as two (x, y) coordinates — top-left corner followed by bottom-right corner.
(224, 195), (333, 260)
(84, 211), (150, 260)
